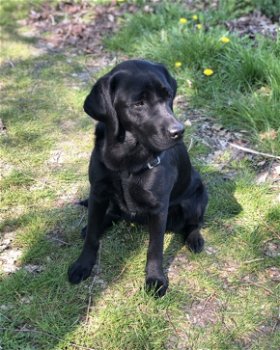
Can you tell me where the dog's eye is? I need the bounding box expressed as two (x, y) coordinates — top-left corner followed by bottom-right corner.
(134, 101), (144, 107)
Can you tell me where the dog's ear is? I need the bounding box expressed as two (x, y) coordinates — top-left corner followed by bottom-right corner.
(154, 64), (177, 97)
(154, 63), (177, 110)
(168, 75), (177, 100)
(166, 74), (177, 111)
(83, 74), (119, 136)
(164, 68), (177, 99)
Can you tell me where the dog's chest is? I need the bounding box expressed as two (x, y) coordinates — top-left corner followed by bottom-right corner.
(111, 172), (157, 215)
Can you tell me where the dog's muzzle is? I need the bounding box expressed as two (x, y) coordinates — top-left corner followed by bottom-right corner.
(168, 123), (185, 140)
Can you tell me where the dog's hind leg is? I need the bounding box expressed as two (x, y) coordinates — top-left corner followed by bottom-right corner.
(182, 188), (208, 254)
(184, 225), (205, 253)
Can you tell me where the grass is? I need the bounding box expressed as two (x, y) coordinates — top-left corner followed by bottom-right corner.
(0, 1), (279, 350)
(107, 1), (280, 154)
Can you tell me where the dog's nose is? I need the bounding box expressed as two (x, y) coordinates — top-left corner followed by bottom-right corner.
(168, 124), (185, 139)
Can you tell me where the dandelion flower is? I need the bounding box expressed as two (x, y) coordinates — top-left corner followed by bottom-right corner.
(179, 17), (188, 24)
(175, 61), (182, 68)
(203, 68), (214, 76)
(192, 15), (198, 21)
(196, 24), (202, 30)
(220, 36), (230, 43)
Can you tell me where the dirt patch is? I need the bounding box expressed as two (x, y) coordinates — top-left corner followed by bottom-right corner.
(181, 104), (249, 152)
(186, 296), (222, 327)
(22, 0), (279, 63)
(24, 0), (140, 55)
(166, 250), (196, 281)
(0, 230), (23, 274)
(263, 241), (280, 258)
(265, 266), (280, 282)
(180, 104), (280, 187)
(216, 261), (240, 291)
(225, 11), (278, 39)
(23, 264), (45, 274)
(238, 321), (280, 349)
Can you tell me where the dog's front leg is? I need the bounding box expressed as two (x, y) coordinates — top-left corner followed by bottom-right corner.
(145, 211), (168, 297)
(68, 187), (108, 284)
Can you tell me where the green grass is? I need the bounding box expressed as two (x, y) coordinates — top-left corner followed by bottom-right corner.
(107, 1), (280, 154)
(1, 1), (279, 350)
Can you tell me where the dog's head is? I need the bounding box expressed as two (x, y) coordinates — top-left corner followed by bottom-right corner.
(84, 60), (184, 152)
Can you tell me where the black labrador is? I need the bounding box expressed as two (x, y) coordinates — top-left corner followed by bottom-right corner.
(68, 60), (208, 296)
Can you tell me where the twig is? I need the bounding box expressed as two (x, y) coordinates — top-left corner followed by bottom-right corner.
(165, 305), (179, 335)
(229, 143), (280, 160)
(85, 241), (102, 325)
(244, 282), (274, 295)
(272, 317), (279, 332)
(0, 327), (95, 350)
(63, 24), (73, 42)
(111, 265), (127, 283)
(49, 237), (71, 246)
(49, 14), (56, 26)
(78, 212), (86, 227)
(187, 137), (194, 152)
(243, 258), (265, 264)
(7, 60), (15, 68)
(0, 312), (13, 323)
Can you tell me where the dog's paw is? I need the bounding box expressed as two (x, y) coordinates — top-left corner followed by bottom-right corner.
(68, 260), (94, 284)
(145, 275), (168, 297)
(186, 230), (204, 253)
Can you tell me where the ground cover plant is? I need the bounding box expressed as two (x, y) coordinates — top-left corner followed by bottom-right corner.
(0, 1), (279, 349)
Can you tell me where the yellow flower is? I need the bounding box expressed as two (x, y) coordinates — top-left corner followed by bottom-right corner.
(175, 61), (182, 68)
(179, 17), (188, 24)
(192, 15), (198, 21)
(196, 24), (202, 30)
(203, 68), (214, 76)
(220, 36), (230, 43)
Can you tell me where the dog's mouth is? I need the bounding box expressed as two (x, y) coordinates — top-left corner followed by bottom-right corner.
(148, 132), (184, 152)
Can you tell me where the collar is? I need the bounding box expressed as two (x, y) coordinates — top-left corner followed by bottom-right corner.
(132, 153), (163, 175)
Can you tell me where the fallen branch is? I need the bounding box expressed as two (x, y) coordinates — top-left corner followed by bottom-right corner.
(229, 143), (280, 160)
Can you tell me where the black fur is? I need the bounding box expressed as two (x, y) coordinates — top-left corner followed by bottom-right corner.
(68, 60), (208, 297)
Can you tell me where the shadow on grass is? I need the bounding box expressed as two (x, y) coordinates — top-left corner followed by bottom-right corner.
(0, 203), (146, 349)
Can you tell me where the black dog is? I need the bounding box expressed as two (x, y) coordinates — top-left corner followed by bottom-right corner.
(68, 60), (208, 296)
